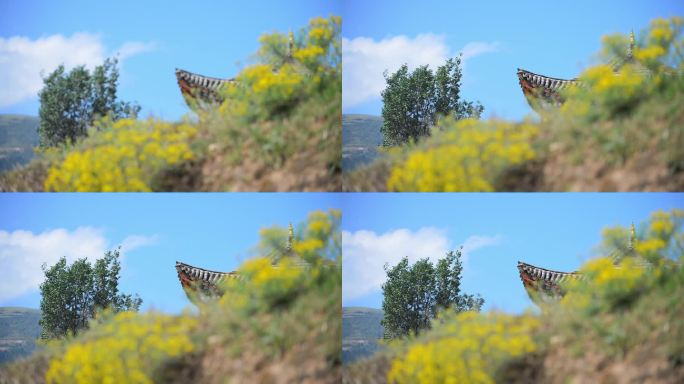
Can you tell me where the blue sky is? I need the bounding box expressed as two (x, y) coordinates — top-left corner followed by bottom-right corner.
(342, 193), (684, 314)
(0, 193), (341, 313)
(2, 193), (682, 315)
(0, 0), (340, 120)
(342, 0), (683, 120)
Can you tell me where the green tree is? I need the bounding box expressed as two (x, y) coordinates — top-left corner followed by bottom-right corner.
(38, 58), (140, 147)
(380, 57), (483, 146)
(381, 249), (483, 339)
(39, 247), (142, 339)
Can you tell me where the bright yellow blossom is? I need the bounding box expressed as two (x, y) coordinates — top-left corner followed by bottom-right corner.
(44, 118), (196, 192)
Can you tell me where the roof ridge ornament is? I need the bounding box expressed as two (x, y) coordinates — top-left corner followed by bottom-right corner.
(287, 222), (294, 252)
(517, 29), (642, 112)
(628, 222), (636, 251)
(288, 30), (295, 59)
(628, 30), (635, 59)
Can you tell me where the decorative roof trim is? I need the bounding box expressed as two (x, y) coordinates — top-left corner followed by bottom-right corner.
(517, 261), (581, 303)
(517, 261), (579, 281)
(516, 68), (579, 111)
(175, 261), (238, 296)
(175, 68), (235, 105)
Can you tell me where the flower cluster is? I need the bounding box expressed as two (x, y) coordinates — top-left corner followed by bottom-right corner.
(227, 257), (306, 309)
(547, 209), (684, 359)
(220, 15), (341, 121)
(560, 17), (683, 122)
(220, 209), (341, 312)
(206, 210), (341, 360)
(200, 16), (341, 180)
(45, 312), (196, 384)
(387, 118), (538, 191)
(388, 311), (539, 384)
(44, 118), (196, 192)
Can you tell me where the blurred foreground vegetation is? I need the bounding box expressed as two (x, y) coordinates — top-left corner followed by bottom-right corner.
(0, 209), (341, 383)
(0, 15), (341, 192)
(344, 209), (684, 383)
(345, 17), (684, 192)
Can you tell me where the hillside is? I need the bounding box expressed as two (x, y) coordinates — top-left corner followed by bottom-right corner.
(342, 307), (384, 364)
(0, 115), (39, 172)
(342, 114), (383, 172)
(0, 307), (41, 365)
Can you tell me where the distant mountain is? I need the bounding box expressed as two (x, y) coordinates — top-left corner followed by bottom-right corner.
(0, 115), (39, 172)
(342, 114), (383, 172)
(0, 307), (41, 365)
(342, 306), (384, 364)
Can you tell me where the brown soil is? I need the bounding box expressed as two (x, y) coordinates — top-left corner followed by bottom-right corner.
(499, 151), (684, 192)
(0, 161), (48, 192)
(501, 342), (684, 384)
(200, 148), (340, 192)
(342, 353), (393, 384)
(342, 160), (391, 192)
(161, 340), (340, 384)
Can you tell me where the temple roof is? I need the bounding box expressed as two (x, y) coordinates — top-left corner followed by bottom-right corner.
(175, 33), (294, 108)
(517, 261), (581, 303)
(175, 68), (234, 106)
(175, 261), (238, 302)
(519, 224), (638, 304)
(516, 69), (578, 110)
(518, 31), (638, 112)
(175, 223), (308, 304)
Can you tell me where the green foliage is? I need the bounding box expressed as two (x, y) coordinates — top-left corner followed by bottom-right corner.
(204, 212), (341, 361)
(360, 209), (684, 384)
(213, 15), (340, 148)
(547, 16), (684, 171)
(380, 57), (483, 146)
(387, 117), (539, 192)
(1, 16), (341, 192)
(39, 248), (141, 340)
(382, 250), (483, 339)
(561, 17), (683, 122)
(388, 311), (539, 384)
(347, 16), (684, 192)
(183, 209), (342, 381)
(3, 210), (341, 383)
(45, 311), (195, 384)
(550, 210), (684, 359)
(43, 118), (196, 192)
(38, 58), (140, 147)
(196, 16), (341, 190)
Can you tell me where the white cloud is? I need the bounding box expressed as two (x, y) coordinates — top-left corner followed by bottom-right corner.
(342, 228), (501, 303)
(0, 33), (156, 107)
(342, 34), (500, 109)
(0, 227), (155, 303)
(461, 41), (501, 61)
(115, 41), (158, 61)
(120, 234), (158, 253)
(461, 235), (502, 261)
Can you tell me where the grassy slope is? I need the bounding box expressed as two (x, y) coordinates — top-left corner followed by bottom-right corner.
(342, 307), (384, 364)
(0, 115), (39, 172)
(342, 115), (383, 173)
(0, 307), (41, 366)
